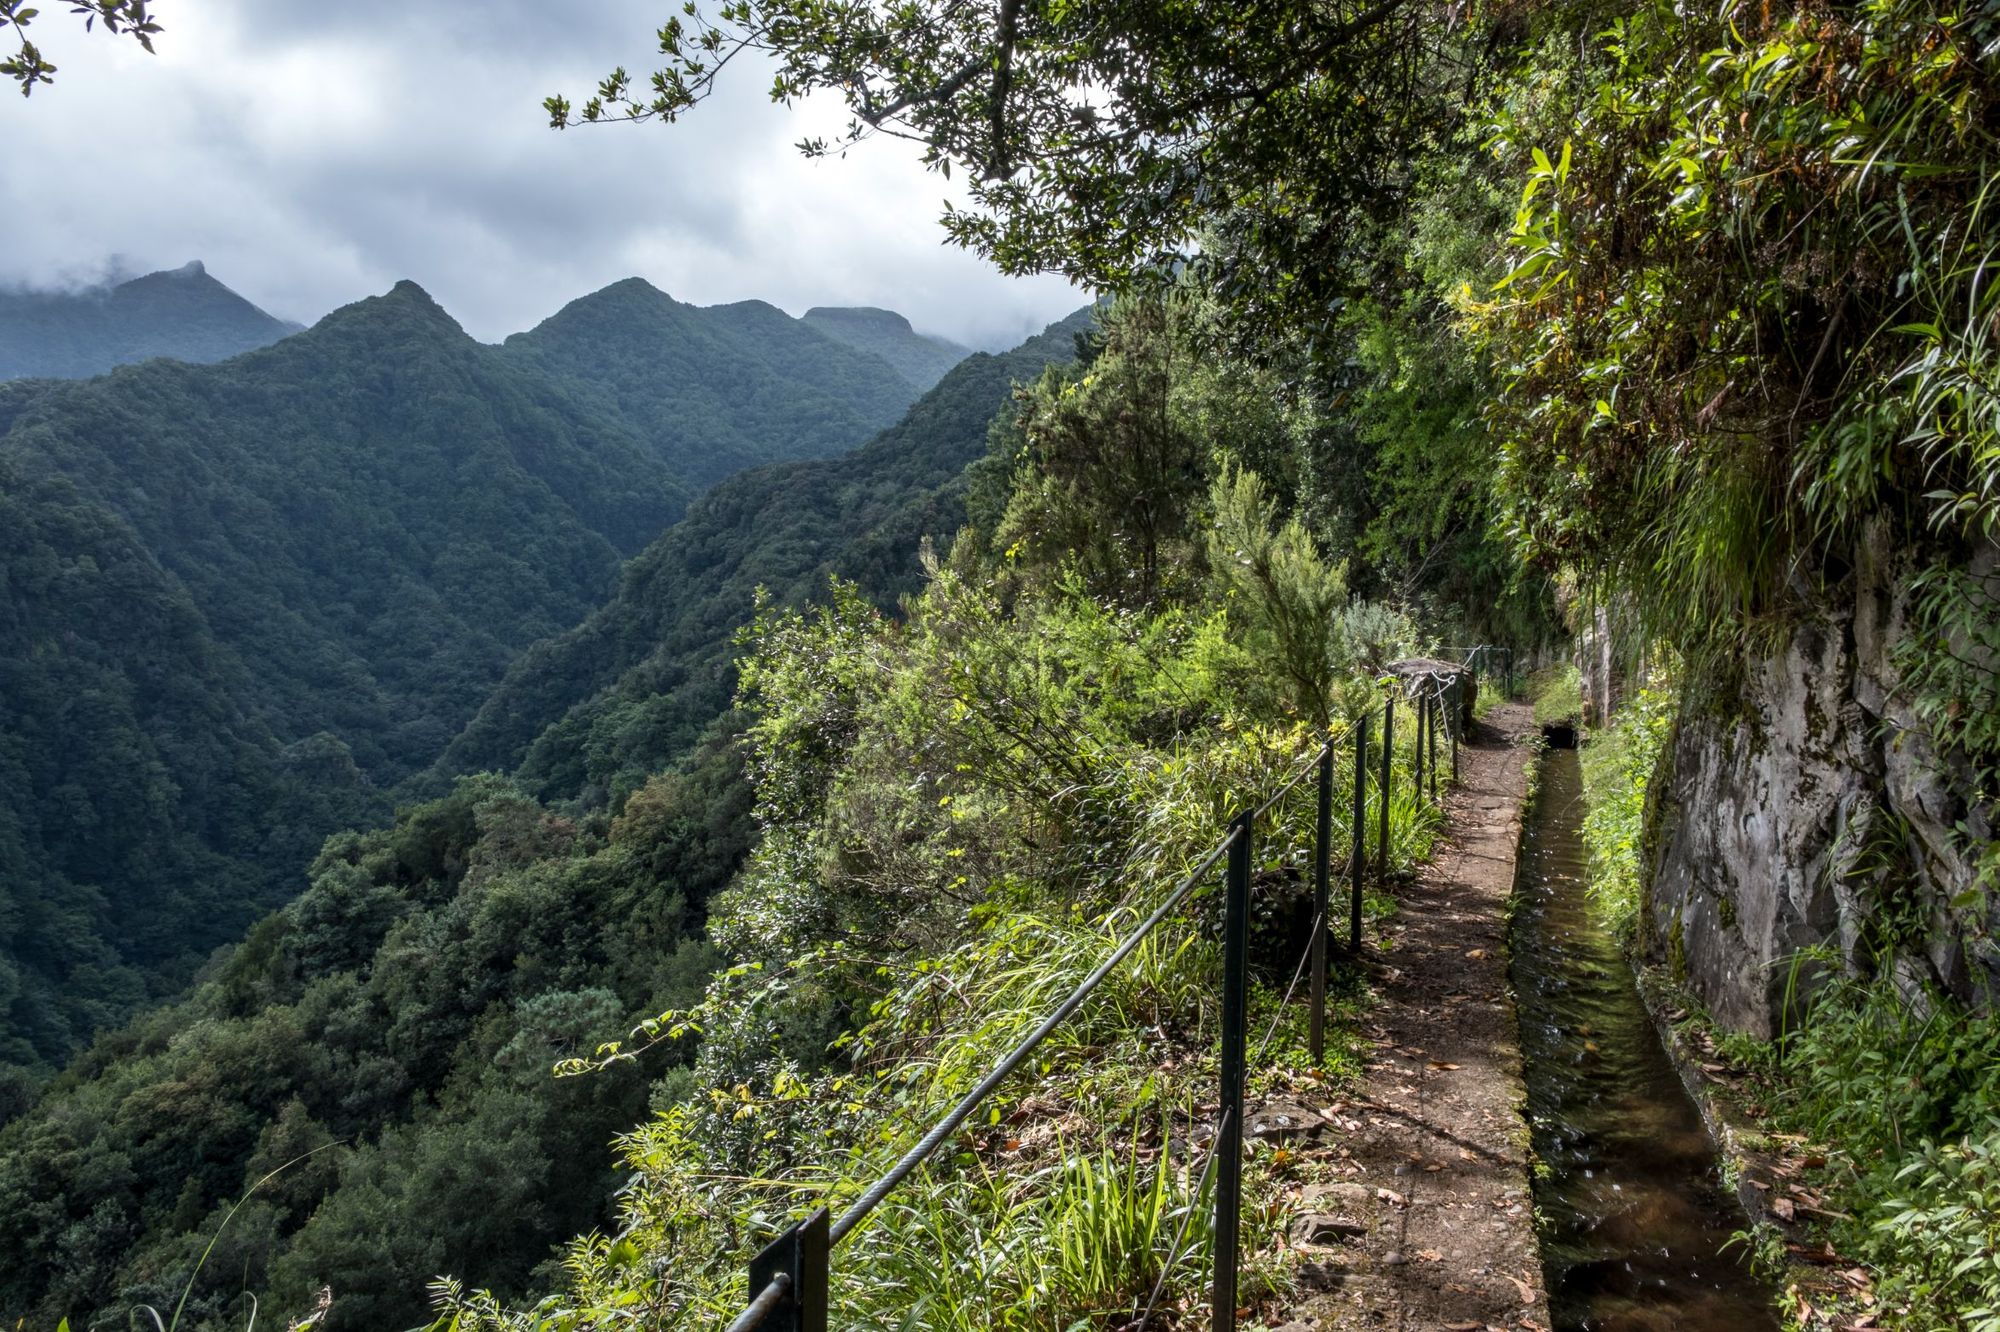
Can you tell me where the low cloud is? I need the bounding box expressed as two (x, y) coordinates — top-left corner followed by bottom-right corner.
(0, 1), (1079, 349)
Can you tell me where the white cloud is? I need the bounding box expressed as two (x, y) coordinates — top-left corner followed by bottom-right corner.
(0, 1), (1080, 349)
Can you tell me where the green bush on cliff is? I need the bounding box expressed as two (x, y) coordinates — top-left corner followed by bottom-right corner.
(1578, 687), (1677, 939)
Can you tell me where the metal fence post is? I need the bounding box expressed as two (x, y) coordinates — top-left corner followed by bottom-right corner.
(747, 1207), (829, 1332)
(1376, 696), (1393, 881)
(1214, 812), (1253, 1332)
(1310, 743), (1333, 1061)
(1349, 715), (1368, 954)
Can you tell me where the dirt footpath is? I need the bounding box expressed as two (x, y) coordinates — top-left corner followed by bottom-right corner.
(1264, 702), (1547, 1332)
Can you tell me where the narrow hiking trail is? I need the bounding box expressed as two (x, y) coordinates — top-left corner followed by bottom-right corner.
(1266, 700), (1548, 1332)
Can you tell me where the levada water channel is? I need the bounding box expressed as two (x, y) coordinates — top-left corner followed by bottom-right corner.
(1510, 744), (1779, 1331)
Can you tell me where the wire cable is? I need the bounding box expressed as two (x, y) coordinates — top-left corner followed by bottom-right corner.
(827, 822), (1244, 1246)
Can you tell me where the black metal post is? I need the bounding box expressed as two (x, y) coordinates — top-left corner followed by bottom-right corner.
(1349, 715), (1368, 954)
(1214, 812), (1253, 1332)
(1310, 744), (1333, 1059)
(747, 1207), (829, 1332)
(1376, 696), (1394, 881)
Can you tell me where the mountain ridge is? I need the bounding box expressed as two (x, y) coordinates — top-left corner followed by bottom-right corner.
(0, 261), (301, 380)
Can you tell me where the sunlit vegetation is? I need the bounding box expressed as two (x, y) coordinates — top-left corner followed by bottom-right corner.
(428, 299), (1452, 1331)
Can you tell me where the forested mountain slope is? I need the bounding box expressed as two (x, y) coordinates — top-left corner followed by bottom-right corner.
(800, 305), (968, 390)
(434, 305), (1094, 803)
(0, 764), (740, 1332)
(0, 281), (690, 1072)
(0, 466), (380, 1077)
(2, 279), (688, 782)
(0, 261), (301, 380)
(499, 280), (923, 489)
(0, 310), (1092, 1332)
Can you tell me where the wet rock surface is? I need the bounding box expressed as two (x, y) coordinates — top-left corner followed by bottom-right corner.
(1643, 526), (1999, 1036)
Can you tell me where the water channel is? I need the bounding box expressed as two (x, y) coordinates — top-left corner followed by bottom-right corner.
(1510, 746), (1780, 1331)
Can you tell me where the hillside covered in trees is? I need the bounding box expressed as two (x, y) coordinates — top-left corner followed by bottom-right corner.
(0, 310), (1094, 1331)
(497, 281), (944, 490)
(800, 306), (970, 391)
(0, 275), (954, 1078)
(0, 262), (302, 380)
(7, 0), (2000, 1327)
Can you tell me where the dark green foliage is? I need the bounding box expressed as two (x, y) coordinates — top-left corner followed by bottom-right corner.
(0, 0), (160, 97)
(433, 306), (1097, 806)
(0, 743), (748, 1332)
(0, 262), (299, 380)
(0, 304), (1091, 1329)
(500, 280), (923, 490)
(800, 306), (969, 391)
(0, 281), (699, 1071)
(0, 460), (385, 1076)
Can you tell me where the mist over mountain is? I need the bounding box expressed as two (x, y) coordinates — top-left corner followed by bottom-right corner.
(801, 305), (970, 390)
(0, 261), (302, 380)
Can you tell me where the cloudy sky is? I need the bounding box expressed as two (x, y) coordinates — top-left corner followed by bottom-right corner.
(0, 1), (1081, 349)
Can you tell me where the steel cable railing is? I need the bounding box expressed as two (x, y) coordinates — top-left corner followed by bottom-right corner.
(722, 649), (1509, 1332)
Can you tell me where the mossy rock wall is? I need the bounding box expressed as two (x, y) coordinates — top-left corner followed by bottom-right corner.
(1642, 523), (1998, 1036)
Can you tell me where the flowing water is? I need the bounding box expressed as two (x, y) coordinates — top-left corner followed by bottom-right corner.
(1510, 747), (1780, 1331)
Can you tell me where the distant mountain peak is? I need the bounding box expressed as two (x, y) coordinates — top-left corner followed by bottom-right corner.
(804, 305), (917, 335)
(593, 276), (675, 303)
(802, 305), (970, 392)
(0, 261), (298, 380)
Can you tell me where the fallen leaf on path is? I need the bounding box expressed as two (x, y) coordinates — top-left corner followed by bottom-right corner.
(1466, 948), (1488, 960)
(1429, 1060), (1462, 1070)
(1504, 1272), (1537, 1304)
(1772, 1197), (1797, 1222)
(1376, 1187), (1407, 1206)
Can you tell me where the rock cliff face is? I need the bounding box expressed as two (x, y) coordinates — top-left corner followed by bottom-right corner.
(1639, 526), (1998, 1037)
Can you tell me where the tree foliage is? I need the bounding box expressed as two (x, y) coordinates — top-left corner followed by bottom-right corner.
(0, 0), (157, 97)
(555, 0), (1484, 340)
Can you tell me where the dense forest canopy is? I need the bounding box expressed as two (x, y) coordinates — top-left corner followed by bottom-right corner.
(0, 273), (957, 1078)
(0, 311), (1090, 1332)
(431, 306), (1094, 806)
(497, 280), (941, 491)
